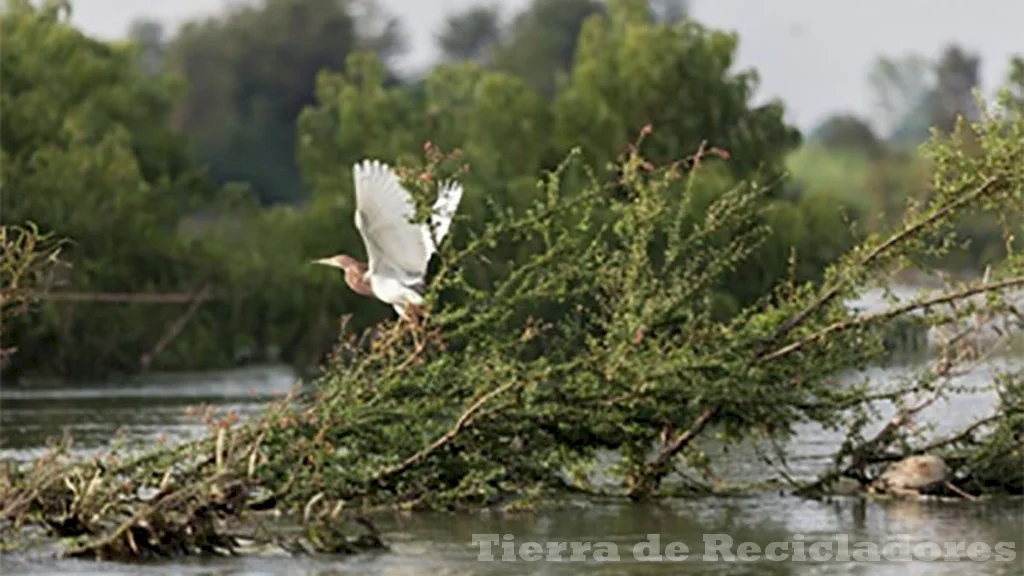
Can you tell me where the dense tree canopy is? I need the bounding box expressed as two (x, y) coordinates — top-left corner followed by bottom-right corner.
(163, 0), (404, 204)
(300, 0), (833, 315)
(437, 0), (691, 97)
(436, 5), (502, 64)
(808, 114), (885, 158)
(2, 0), (1017, 381)
(1, 0), (223, 375)
(1, 1), (347, 378)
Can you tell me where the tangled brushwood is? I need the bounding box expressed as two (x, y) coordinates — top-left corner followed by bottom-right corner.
(2, 94), (1023, 561)
(1, 223), (66, 367)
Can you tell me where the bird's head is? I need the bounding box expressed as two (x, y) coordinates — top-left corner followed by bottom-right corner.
(312, 254), (369, 276)
(313, 254), (374, 297)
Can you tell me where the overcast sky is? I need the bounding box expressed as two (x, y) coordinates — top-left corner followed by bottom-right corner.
(69, 0), (1023, 130)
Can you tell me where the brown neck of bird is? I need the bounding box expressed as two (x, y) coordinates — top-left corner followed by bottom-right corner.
(343, 263), (374, 297)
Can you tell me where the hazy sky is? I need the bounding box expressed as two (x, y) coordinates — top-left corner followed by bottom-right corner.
(69, 0), (1023, 130)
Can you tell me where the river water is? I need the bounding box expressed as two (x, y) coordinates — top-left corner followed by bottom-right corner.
(2, 361), (1022, 575)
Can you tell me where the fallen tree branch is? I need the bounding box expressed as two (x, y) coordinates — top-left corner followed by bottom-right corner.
(761, 275), (1024, 363)
(627, 406), (719, 499)
(764, 176), (999, 346)
(368, 378), (522, 486)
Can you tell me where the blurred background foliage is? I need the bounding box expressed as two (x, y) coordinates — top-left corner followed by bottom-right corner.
(1, 0), (1020, 380)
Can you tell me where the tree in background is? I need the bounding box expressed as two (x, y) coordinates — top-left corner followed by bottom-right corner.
(648, 0), (689, 23)
(300, 0), (826, 318)
(491, 0), (604, 97)
(1008, 56), (1024, 106)
(436, 4), (502, 64)
(553, 0), (799, 179)
(162, 0), (405, 205)
(127, 18), (165, 76)
(436, 0), (691, 98)
(931, 45), (982, 133)
(871, 44), (985, 148)
(3, 1), (373, 380)
(1, 0), (225, 376)
(17, 0), (1014, 380)
(867, 53), (932, 142)
(790, 47), (1023, 270)
(807, 114), (885, 159)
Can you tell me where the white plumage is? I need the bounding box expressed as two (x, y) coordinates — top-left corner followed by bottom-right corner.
(351, 159), (464, 317)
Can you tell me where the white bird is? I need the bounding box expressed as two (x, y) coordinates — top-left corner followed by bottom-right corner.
(313, 159), (464, 319)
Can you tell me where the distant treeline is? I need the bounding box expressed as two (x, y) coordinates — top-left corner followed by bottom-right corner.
(1, 0), (1020, 380)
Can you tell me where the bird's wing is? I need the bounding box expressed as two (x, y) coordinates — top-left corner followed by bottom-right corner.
(427, 179), (464, 248)
(353, 160), (432, 281)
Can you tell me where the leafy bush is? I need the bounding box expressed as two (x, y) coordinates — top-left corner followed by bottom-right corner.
(1, 91), (1021, 562)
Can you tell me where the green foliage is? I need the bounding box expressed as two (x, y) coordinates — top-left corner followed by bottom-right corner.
(437, 0), (691, 96)
(436, 5), (502, 63)
(492, 0), (604, 97)
(960, 371), (1024, 494)
(162, 0), (404, 204)
(7, 96), (1016, 550)
(2, 2), (355, 378)
(301, 4), (808, 313)
(0, 1), (226, 376)
(278, 90), (1022, 508)
(4, 1), (1015, 386)
(808, 114), (885, 158)
(2, 0), (854, 379)
(552, 0), (800, 177)
(0, 223), (66, 367)
(790, 88), (1024, 272)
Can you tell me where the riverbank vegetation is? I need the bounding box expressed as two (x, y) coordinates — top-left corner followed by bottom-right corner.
(0, 224), (66, 370)
(1, 0), (1022, 563)
(3, 0), (1020, 380)
(3, 75), (1023, 563)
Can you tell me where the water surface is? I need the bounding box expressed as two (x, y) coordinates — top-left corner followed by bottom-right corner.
(1, 363), (1021, 575)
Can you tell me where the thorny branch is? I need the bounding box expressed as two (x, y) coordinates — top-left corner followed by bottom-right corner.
(763, 176), (999, 348)
(761, 275), (1024, 363)
(794, 301), (1015, 497)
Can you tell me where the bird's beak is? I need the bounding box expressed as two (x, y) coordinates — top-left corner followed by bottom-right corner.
(312, 257), (337, 268)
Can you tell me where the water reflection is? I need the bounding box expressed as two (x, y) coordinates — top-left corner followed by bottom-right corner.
(3, 496), (1018, 575)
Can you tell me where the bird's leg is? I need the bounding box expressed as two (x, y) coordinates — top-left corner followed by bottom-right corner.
(387, 317), (404, 348)
(405, 305), (424, 351)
